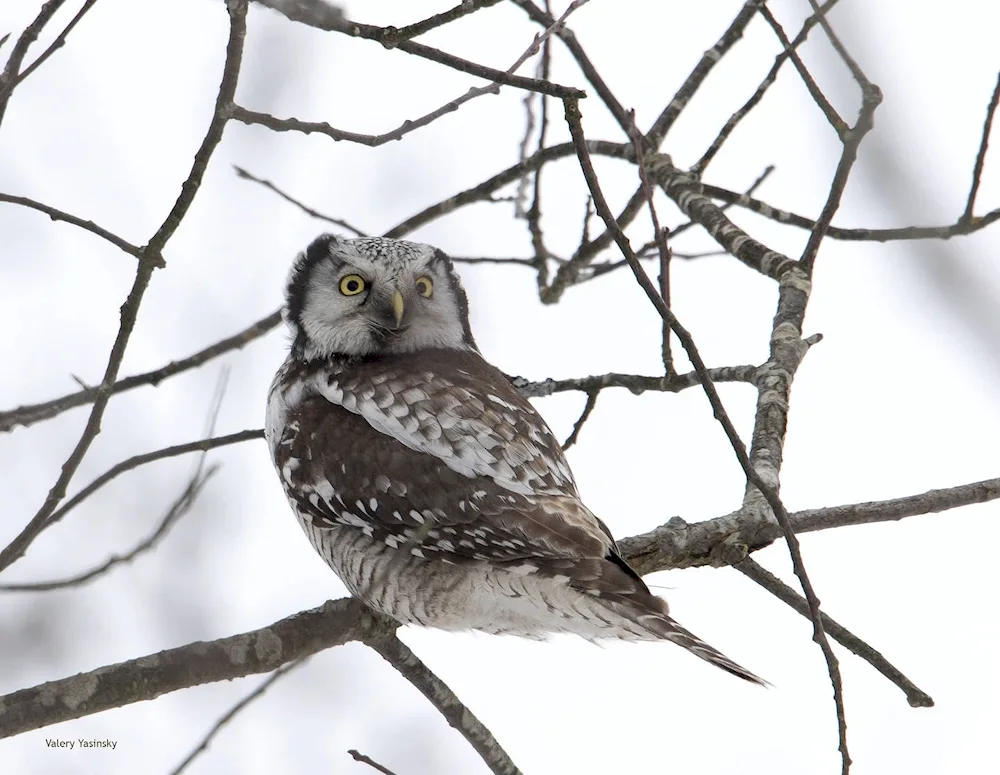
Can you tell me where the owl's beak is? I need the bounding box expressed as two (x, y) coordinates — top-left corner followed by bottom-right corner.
(391, 290), (405, 328)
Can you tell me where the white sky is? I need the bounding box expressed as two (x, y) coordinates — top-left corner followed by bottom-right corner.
(1, 1), (998, 773)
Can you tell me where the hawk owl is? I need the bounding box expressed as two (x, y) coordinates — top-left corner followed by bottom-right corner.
(266, 234), (762, 684)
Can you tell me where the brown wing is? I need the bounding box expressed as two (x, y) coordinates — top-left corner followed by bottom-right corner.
(271, 349), (617, 565)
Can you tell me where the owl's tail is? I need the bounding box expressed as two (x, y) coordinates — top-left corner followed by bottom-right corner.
(626, 599), (767, 685)
(572, 556), (766, 684)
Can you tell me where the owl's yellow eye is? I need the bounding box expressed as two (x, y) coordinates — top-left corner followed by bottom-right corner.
(415, 276), (433, 297)
(339, 274), (366, 296)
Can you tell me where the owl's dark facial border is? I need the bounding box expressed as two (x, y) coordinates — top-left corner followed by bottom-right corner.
(285, 234), (341, 353)
(430, 248), (477, 350)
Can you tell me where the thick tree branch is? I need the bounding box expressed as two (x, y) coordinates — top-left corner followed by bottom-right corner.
(0, 598), (387, 739)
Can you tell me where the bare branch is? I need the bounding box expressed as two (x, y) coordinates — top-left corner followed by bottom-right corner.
(0, 0), (67, 127)
(367, 635), (523, 775)
(348, 750), (400, 775)
(169, 659), (308, 775)
(0, 465), (219, 593)
(0, 192), (142, 257)
(234, 2), (589, 149)
(252, 0), (585, 99)
(736, 558), (934, 708)
(645, 0), (763, 146)
(1, 0), (98, 97)
(561, 390), (598, 450)
(387, 0), (503, 42)
(510, 365), (758, 398)
(759, 5), (847, 138)
(692, 1), (838, 175)
(234, 166), (368, 235)
(0, 312), (280, 433)
(0, 598), (392, 739)
(962, 71), (1000, 223)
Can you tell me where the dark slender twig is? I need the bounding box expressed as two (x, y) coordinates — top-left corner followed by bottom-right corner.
(961, 71), (1000, 224)
(758, 5), (847, 138)
(2, 0), (98, 96)
(561, 390), (598, 450)
(234, 167), (367, 235)
(348, 750), (400, 775)
(806, 0), (874, 92)
(386, 0), (503, 43)
(0, 313), (280, 433)
(367, 634), (523, 775)
(510, 0), (631, 134)
(626, 111), (673, 375)
(1, 382), (253, 592)
(800, 74), (882, 272)
(0, 0), (67, 127)
(692, 1), (838, 175)
(234, 1), (587, 149)
(0, 466), (219, 593)
(38, 430), (260, 539)
(170, 660), (308, 775)
(645, 0), (763, 146)
(253, 0), (585, 99)
(0, 193), (142, 257)
(735, 558), (934, 708)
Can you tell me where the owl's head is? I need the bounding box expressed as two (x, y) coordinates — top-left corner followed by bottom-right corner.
(284, 234), (478, 360)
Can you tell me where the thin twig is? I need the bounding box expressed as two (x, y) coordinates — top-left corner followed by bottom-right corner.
(961, 71), (1000, 223)
(735, 558), (934, 708)
(759, 5), (847, 138)
(645, 0), (763, 146)
(692, 1), (838, 175)
(0, 466), (219, 592)
(806, 0), (874, 92)
(367, 634), (523, 775)
(2, 0), (99, 94)
(0, 0), (67, 127)
(387, 0), (502, 42)
(0, 192), (143, 257)
(235, 1), (589, 149)
(0, 312), (280, 433)
(561, 390), (598, 450)
(1, 384), (248, 593)
(234, 167), (367, 235)
(253, 0), (585, 98)
(348, 750), (400, 775)
(800, 78), (882, 273)
(511, 365), (758, 398)
(170, 660), (308, 775)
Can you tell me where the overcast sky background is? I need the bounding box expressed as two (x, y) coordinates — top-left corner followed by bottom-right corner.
(1, 1), (998, 773)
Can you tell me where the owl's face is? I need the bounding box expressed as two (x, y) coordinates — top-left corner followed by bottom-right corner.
(284, 235), (477, 360)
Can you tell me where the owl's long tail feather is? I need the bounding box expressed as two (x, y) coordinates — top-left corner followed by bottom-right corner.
(628, 603), (767, 685)
(562, 556), (766, 685)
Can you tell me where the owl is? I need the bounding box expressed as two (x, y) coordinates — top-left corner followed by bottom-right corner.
(266, 234), (762, 684)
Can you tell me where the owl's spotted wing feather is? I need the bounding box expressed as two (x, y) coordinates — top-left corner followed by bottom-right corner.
(273, 348), (614, 565)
